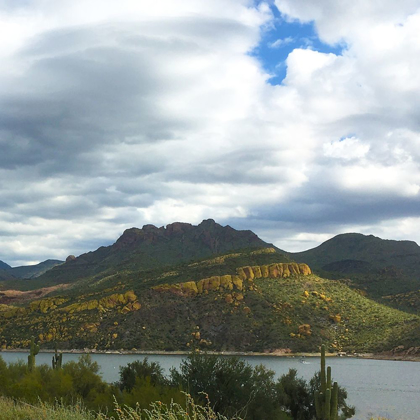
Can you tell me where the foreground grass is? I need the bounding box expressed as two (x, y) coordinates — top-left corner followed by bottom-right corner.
(0, 397), (99, 420)
(0, 396), (234, 420)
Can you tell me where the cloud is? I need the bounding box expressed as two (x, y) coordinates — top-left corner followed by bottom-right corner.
(323, 136), (369, 160)
(269, 36), (294, 48)
(1, 0), (420, 265)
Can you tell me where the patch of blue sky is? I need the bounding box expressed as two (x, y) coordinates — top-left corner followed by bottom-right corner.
(340, 134), (357, 141)
(251, 2), (345, 85)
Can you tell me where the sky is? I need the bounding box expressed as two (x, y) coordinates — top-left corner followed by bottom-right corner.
(1, 0), (420, 266)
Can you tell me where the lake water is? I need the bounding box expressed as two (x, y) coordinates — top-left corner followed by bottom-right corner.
(1, 352), (419, 420)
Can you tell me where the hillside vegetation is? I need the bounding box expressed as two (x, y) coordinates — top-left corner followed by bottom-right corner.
(291, 233), (420, 313)
(1, 221), (420, 353)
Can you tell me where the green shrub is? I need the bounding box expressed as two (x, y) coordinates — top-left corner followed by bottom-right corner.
(117, 358), (168, 391)
(170, 353), (286, 420)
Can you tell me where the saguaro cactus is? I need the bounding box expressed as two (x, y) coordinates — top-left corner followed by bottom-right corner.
(52, 343), (63, 370)
(28, 336), (40, 371)
(315, 344), (339, 420)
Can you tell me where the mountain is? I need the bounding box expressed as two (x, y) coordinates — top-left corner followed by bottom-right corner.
(291, 233), (420, 272)
(0, 222), (419, 355)
(0, 261), (11, 270)
(290, 233), (420, 308)
(22, 219), (277, 290)
(10, 260), (63, 279)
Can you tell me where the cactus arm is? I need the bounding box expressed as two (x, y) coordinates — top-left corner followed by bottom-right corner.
(321, 344), (326, 394)
(331, 382), (338, 420)
(327, 366), (332, 390)
(325, 388), (331, 420)
(315, 390), (322, 419)
(52, 343), (63, 370)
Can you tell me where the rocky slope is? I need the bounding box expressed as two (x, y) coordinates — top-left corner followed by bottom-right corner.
(1, 223), (420, 354)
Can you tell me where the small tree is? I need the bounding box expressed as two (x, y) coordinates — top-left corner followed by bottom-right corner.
(276, 369), (313, 420)
(170, 353), (283, 419)
(117, 357), (168, 391)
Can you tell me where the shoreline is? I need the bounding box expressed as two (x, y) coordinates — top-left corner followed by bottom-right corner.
(1, 348), (419, 362)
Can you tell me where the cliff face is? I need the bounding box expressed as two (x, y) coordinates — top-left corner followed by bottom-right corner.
(113, 219), (265, 253)
(153, 262), (312, 297)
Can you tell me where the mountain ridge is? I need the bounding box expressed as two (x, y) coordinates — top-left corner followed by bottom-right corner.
(0, 222), (420, 354)
(25, 219), (278, 289)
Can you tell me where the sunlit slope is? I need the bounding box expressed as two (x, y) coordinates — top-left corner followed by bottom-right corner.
(0, 250), (418, 353)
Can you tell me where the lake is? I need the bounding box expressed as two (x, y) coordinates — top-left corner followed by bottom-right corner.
(1, 352), (419, 420)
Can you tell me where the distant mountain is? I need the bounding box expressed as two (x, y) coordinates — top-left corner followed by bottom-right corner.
(291, 233), (420, 269)
(10, 259), (63, 279)
(290, 233), (420, 299)
(34, 219), (278, 287)
(0, 260), (11, 270)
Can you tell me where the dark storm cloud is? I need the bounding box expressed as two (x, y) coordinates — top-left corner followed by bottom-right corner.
(0, 24), (196, 175)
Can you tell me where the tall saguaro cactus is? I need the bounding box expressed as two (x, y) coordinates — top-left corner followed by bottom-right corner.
(52, 343), (63, 370)
(28, 336), (40, 371)
(314, 344), (339, 420)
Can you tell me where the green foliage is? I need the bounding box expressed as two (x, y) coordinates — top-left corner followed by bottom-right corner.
(276, 369), (313, 420)
(0, 394), (237, 420)
(0, 397), (100, 420)
(115, 358), (185, 410)
(111, 394), (237, 420)
(62, 354), (109, 405)
(0, 352), (358, 420)
(117, 358), (168, 391)
(170, 353), (285, 420)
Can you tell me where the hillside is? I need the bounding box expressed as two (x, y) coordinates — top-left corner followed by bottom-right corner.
(290, 233), (420, 306)
(291, 233), (420, 271)
(0, 223), (420, 354)
(0, 261), (11, 270)
(0, 270), (14, 281)
(0, 248), (418, 354)
(9, 259), (63, 279)
(0, 260), (63, 284)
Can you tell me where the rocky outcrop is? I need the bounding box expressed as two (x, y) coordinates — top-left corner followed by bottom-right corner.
(236, 263), (311, 280)
(153, 262), (312, 297)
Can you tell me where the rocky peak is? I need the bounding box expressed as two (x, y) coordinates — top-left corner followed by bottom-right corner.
(199, 218), (216, 226)
(165, 222), (193, 235)
(142, 224), (160, 231)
